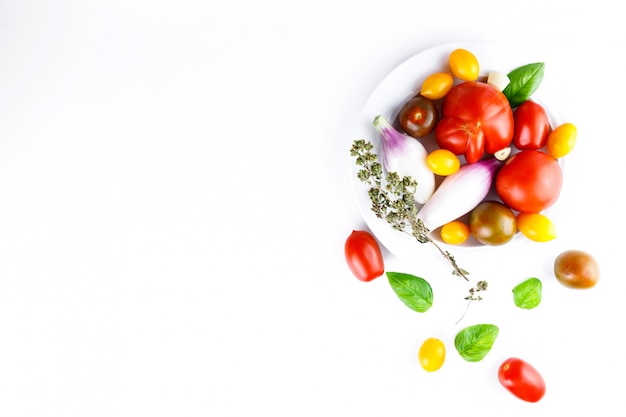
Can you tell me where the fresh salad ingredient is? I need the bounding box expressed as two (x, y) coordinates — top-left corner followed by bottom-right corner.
(512, 277), (542, 309)
(417, 157), (501, 233)
(454, 324), (499, 362)
(502, 62), (545, 107)
(398, 95), (439, 138)
(448, 48), (479, 81)
(469, 201), (517, 246)
(373, 115), (435, 204)
(547, 122), (577, 158)
(344, 230), (385, 282)
(512, 100), (551, 150)
(351, 139), (471, 281)
(420, 72), (454, 100)
(418, 338), (446, 372)
(436, 81), (514, 163)
(498, 357), (546, 402)
(554, 250), (599, 289)
(487, 71), (510, 91)
(387, 272), (433, 313)
(426, 149), (460, 176)
(516, 212), (556, 242)
(440, 220), (470, 245)
(495, 150), (562, 213)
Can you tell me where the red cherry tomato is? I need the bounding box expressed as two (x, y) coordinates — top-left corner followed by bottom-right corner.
(435, 81), (514, 163)
(344, 230), (384, 282)
(512, 100), (551, 150)
(495, 150), (562, 213)
(498, 357), (546, 402)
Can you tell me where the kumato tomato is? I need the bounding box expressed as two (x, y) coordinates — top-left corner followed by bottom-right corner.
(495, 150), (562, 213)
(344, 230), (384, 282)
(448, 48), (479, 81)
(440, 220), (470, 244)
(498, 357), (546, 402)
(420, 72), (454, 100)
(512, 100), (551, 150)
(426, 149), (461, 176)
(398, 95), (439, 138)
(554, 250), (599, 289)
(469, 201), (517, 246)
(547, 122), (577, 158)
(516, 212), (556, 242)
(418, 338), (446, 372)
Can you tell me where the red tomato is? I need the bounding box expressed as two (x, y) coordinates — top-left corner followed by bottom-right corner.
(435, 81), (514, 163)
(512, 100), (551, 150)
(495, 150), (562, 213)
(344, 230), (384, 282)
(498, 357), (546, 402)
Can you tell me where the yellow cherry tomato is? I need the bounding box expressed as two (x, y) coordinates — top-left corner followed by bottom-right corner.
(547, 122), (577, 158)
(426, 149), (461, 176)
(418, 337), (446, 372)
(440, 220), (470, 245)
(420, 72), (454, 100)
(449, 48), (479, 81)
(516, 212), (557, 242)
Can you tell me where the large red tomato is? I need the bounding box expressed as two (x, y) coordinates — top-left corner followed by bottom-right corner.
(512, 100), (551, 150)
(495, 150), (562, 213)
(498, 357), (546, 402)
(344, 230), (384, 282)
(435, 81), (514, 163)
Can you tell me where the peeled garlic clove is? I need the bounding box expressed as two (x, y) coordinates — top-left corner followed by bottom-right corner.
(487, 71), (510, 91)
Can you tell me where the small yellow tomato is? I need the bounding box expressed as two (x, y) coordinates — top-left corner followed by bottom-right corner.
(440, 220), (470, 245)
(418, 337), (446, 372)
(516, 212), (557, 242)
(547, 122), (577, 158)
(426, 149), (461, 176)
(449, 48), (479, 81)
(420, 72), (454, 100)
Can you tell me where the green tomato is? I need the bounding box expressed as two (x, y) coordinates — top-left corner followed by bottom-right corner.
(469, 201), (517, 245)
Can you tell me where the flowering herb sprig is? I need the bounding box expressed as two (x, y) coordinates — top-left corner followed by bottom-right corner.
(350, 139), (470, 281)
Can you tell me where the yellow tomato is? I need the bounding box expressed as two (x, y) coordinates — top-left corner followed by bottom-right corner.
(418, 337), (446, 372)
(449, 48), (479, 81)
(516, 212), (557, 242)
(440, 220), (470, 245)
(426, 149), (461, 176)
(547, 122), (577, 158)
(420, 72), (454, 100)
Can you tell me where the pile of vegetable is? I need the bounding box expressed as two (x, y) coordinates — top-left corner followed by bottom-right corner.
(345, 48), (600, 403)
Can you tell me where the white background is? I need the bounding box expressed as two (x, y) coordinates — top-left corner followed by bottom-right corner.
(0, 1), (623, 416)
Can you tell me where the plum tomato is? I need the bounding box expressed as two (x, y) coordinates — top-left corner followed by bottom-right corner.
(448, 48), (479, 81)
(512, 100), (551, 150)
(495, 150), (562, 213)
(420, 72), (454, 100)
(469, 201), (517, 246)
(440, 220), (470, 245)
(418, 337), (446, 372)
(435, 81), (514, 163)
(547, 122), (577, 158)
(398, 95), (439, 138)
(516, 212), (556, 242)
(344, 230), (385, 282)
(554, 249), (599, 289)
(498, 357), (546, 402)
(426, 149), (460, 176)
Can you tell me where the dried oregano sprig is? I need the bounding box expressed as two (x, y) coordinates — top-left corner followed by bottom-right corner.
(350, 139), (470, 281)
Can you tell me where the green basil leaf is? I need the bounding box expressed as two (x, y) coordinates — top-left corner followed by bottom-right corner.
(512, 277), (542, 310)
(386, 271), (433, 313)
(502, 62), (545, 107)
(454, 324), (499, 362)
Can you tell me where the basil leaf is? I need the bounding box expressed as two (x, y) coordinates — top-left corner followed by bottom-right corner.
(386, 271), (433, 313)
(512, 277), (542, 310)
(454, 324), (499, 362)
(502, 62), (545, 107)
